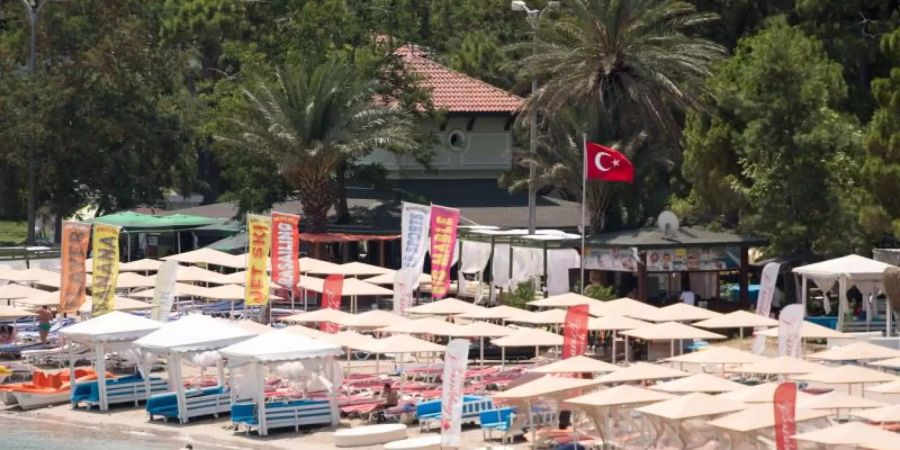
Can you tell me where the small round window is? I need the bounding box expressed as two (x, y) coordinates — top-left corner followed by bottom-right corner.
(447, 129), (468, 151)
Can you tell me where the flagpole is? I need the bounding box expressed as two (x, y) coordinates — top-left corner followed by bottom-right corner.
(580, 133), (587, 293)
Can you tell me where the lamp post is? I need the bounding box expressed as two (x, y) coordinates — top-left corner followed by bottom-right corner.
(511, 1), (558, 235)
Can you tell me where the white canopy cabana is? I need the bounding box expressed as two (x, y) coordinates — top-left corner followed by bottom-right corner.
(59, 311), (162, 411)
(793, 254), (898, 332)
(564, 385), (675, 445)
(218, 328), (344, 435)
(134, 315), (256, 423)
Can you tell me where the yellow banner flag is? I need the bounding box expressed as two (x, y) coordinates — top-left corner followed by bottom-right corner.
(245, 214), (272, 306)
(91, 223), (120, 316)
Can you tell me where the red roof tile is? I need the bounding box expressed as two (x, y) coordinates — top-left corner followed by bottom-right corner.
(395, 45), (523, 114)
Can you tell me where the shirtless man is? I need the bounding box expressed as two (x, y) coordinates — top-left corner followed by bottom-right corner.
(37, 306), (53, 344)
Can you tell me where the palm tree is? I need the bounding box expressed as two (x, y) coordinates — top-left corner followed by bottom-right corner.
(516, 0), (726, 140)
(217, 58), (417, 233)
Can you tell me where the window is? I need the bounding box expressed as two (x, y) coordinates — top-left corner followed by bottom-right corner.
(447, 129), (468, 151)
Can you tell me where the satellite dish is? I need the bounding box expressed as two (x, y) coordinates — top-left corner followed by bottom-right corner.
(657, 211), (680, 237)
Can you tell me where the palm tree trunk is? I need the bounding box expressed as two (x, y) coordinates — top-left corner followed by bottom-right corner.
(333, 162), (351, 224)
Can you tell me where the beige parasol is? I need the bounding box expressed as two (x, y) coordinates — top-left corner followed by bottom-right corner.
(792, 364), (898, 385)
(564, 384), (675, 408)
(0, 283), (49, 300)
(727, 356), (824, 376)
(791, 421), (900, 446)
(587, 315), (651, 331)
(366, 334), (446, 354)
(162, 248), (244, 268)
(377, 316), (461, 335)
(439, 321), (515, 366)
(0, 305), (37, 319)
(595, 362), (688, 384)
(363, 270), (431, 286)
(621, 321), (726, 359)
(282, 308), (355, 325)
(342, 310), (409, 329)
(757, 321), (848, 339)
(657, 303), (722, 322)
(128, 282), (210, 299)
(507, 308), (568, 325)
(798, 391), (886, 411)
(494, 376), (602, 400)
(174, 265), (230, 284)
(664, 345), (768, 365)
(298, 257), (343, 275)
(717, 382), (814, 404)
(853, 404), (900, 423)
(865, 379), (900, 394)
(109, 272), (157, 289)
(456, 305), (532, 322)
(79, 296), (152, 313)
(284, 325), (328, 339)
(636, 392), (745, 420)
(16, 290), (61, 308)
(201, 284), (282, 301)
(119, 258), (162, 273)
(807, 341), (900, 361)
(492, 327), (564, 368)
(869, 356), (900, 370)
(406, 297), (484, 315)
(706, 403), (830, 433)
(692, 310), (779, 334)
(651, 373), (746, 394)
(528, 293), (603, 308)
(296, 276), (393, 313)
(590, 297), (662, 321)
(529, 355), (619, 374)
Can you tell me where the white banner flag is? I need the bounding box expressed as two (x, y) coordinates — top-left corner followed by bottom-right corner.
(392, 267), (419, 316)
(752, 262), (781, 354)
(440, 339), (470, 449)
(778, 304), (804, 358)
(400, 202), (430, 273)
(151, 261), (179, 322)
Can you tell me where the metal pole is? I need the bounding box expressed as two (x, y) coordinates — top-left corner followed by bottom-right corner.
(527, 19), (538, 235)
(580, 133), (588, 292)
(22, 0), (43, 246)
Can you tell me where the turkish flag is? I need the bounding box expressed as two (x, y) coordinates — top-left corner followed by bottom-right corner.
(585, 141), (634, 183)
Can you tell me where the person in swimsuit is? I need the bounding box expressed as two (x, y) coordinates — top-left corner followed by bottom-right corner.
(37, 306), (53, 344)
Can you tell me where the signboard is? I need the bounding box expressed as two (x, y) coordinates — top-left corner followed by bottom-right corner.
(59, 222), (91, 314)
(151, 261), (178, 322)
(584, 246), (740, 272)
(244, 214), (272, 306)
(778, 304), (804, 358)
(271, 212), (300, 294)
(321, 274), (344, 333)
(773, 382), (798, 450)
(562, 305), (589, 359)
(429, 205), (459, 299)
(90, 223), (121, 316)
(753, 262), (781, 354)
(440, 339), (470, 448)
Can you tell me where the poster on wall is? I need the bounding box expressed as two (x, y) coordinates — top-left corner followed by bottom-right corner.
(646, 247), (740, 272)
(583, 248), (639, 272)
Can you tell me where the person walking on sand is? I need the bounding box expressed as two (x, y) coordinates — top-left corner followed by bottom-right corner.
(37, 306), (53, 344)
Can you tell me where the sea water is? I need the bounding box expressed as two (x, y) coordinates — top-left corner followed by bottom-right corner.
(0, 415), (187, 450)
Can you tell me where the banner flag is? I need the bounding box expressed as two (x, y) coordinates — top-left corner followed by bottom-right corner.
(778, 304), (804, 358)
(271, 212), (300, 294)
(392, 267), (419, 316)
(585, 141), (634, 183)
(562, 305), (590, 359)
(244, 214), (272, 306)
(321, 274), (344, 333)
(90, 224), (121, 316)
(429, 205), (460, 299)
(440, 338), (470, 448)
(753, 262), (781, 354)
(59, 222), (92, 314)
(773, 382), (798, 450)
(151, 261), (179, 322)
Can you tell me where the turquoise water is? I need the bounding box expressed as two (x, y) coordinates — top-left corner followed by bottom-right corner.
(0, 415), (186, 450)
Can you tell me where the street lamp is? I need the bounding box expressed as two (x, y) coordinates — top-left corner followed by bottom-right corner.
(511, 1), (558, 235)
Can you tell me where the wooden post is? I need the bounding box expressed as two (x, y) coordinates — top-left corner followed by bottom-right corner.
(739, 245), (749, 303)
(637, 251), (648, 301)
(379, 240), (385, 267)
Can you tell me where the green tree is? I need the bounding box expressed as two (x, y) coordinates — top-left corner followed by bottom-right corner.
(858, 27), (900, 240)
(682, 17), (865, 255)
(215, 58), (418, 232)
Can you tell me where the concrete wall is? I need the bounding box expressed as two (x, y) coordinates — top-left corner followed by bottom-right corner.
(359, 115), (513, 179)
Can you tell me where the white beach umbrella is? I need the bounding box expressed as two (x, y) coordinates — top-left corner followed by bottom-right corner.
(651, 373), (746, 394)
(529, 355), (619, 374)
(807, 341), (900, 361)
(407, 297), (484, 315)
(791, 421), (900, 447)
(595, 363), (688, 384)
(727, 356), (824, 376)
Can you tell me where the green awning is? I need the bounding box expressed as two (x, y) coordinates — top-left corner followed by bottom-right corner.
(207, 233), (248, 254)
(87, 212), (225, 232)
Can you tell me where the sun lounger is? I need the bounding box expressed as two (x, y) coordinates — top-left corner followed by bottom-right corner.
(479, 407), (517, 443)
(416, 395), (494, 431)
(22, 342), (91, 367)
(334, 423), (407, 447)
(71, 374), (167, 409)
(0, 342), (50, 356)
(146, 385), (230, 422)
(231, 398), (334, 435)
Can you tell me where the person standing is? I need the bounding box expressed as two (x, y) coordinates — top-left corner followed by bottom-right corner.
(37, 306), (53, 344)
(679, 280), (696, 306)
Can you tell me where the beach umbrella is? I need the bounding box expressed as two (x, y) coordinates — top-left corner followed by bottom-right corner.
(798, 391), (886, 413)
(586, 315), (651, 364)
(438, 321), (514, 366)
(16, 290), (61, 308)
(377, 316), (462, 335)
(406, 297), (484, 316)
(214, 271), (247, 285)
(230, 320), (272, 335)
(320, 331), (379, 376)
(456, 305), (531, 322)
(342, 310), (409, 329)
(792, 364), (898, 396)
(78, 297), (152, 314)
(282, 308), (355, 329)
(757, 320), (848, 339)
(692, 310), (779, 341)
(366, 334), (446, 380)
(869, 356), (900, 370)
(296, 276), (392, 313)
(128, 282), (211, 300)
(0, 305), (37, 319)
(716, 382), (814, 404)
(296, 257), (342, 275)
(590, 297), (662, 321)
(163, 248), (243, 268)
(866, 379), (900, 394)
(636, 392), (745, 420)
(491, 327), (564, 368)
(726, 356), (823, 376)
(173, 265), (230, 284)
(528, 293), (603, 308)
(284, 325), (328, 339)
(201, 284), (281, 301)
(862, 440), (900, 450)
(651, 373), (746, 394)
(119, 258), (162, 273)
(363, 270), (431, 286)
(507, 308), (568, 325)
(807, 341), (900, 362)
(664, 345), (767, 366)
(791, 421), (900, 447)
(0, 283), (49, 301)
(595, 362), (688, 384)
(657, 303), (722, 322)
(620, 321), (726, 359)
(109, 272), (156, 290)
(853, 404), (900, 423)
(529, 355), (619, 374)
(564, 385), (675, 445)
(0, 268), (55, 282)
(706, 403), (830, 433)
(335, 262), (393, 277)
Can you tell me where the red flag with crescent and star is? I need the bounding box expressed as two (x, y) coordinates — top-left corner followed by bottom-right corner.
(585, 141), (634, 183)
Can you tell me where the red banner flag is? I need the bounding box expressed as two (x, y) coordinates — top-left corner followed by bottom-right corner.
(585, 141), (634, 183)
(320, 274), (344, 333)
(773, 382), (798, 450)
(59, 222), (92, 314)
(429, 205), (460, 299)
(271, 212), (300, 295)
(562, 305), (590, 359)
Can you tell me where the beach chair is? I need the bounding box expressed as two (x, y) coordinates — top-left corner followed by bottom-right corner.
(146, 386), (230, 422)
(22, 342), (91, 367)
(479, 407), (517, 443)
(230, 398), (334, 435)
(415, 395), (495, 431)
(71, 374), (167, 409)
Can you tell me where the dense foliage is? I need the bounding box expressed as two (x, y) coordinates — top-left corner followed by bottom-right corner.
(0, 0), (895, 257)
